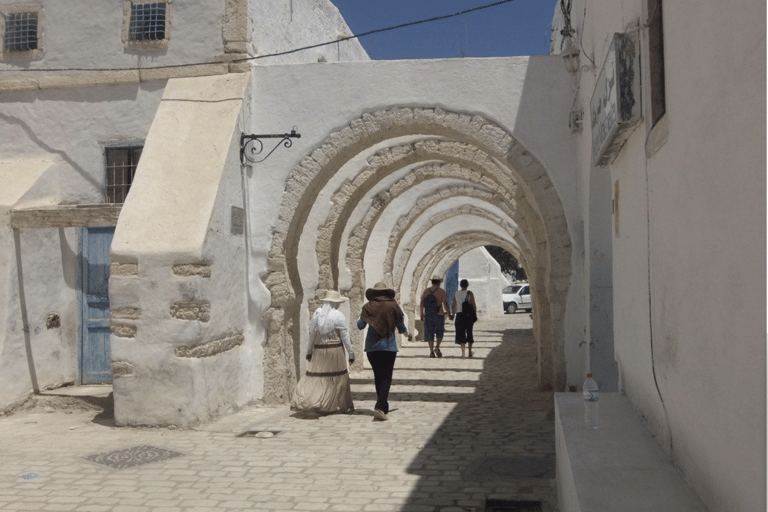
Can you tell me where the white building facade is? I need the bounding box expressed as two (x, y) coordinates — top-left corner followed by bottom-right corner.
(551, 0), (765, 510)
(0, 0), (369, 416)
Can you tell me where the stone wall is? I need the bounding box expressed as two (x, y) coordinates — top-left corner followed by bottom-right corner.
(109, 74), (251, 427)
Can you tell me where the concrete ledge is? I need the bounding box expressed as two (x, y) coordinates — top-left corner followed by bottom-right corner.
(555, 393), (708, 512)
(0, 78), (39, 93)
(0, 66), (237, 95)
(138, 63), (228, 82)
(38, 70), (140, 90)
(10, 204), (121, 228)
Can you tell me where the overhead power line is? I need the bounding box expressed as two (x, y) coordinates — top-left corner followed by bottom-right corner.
(242, 0), (516, 63)
(5, 0), (515, 73)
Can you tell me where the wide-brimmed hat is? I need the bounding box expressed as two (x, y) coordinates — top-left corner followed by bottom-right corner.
(321, 290), (345, 303)
(430, 274), (443, 283)
(365, 282), (396, 301)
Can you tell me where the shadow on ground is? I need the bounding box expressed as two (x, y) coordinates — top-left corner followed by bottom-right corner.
(398, 324), (557, 511)
(2, 389), (114, 421)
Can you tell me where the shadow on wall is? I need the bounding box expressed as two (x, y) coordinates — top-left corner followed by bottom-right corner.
(58, 228), (78, 290)
(0, 112), (102, 190)
(13, 228), (39, 394)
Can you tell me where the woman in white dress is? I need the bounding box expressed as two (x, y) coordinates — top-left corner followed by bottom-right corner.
(291, 290), (355, 414)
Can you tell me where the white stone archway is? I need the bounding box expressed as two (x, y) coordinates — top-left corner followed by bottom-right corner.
(262, 107), (571, 402)
(316, 139), (517, 291)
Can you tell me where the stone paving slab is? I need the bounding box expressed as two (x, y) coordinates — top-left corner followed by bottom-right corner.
(0, 315), (556, 512)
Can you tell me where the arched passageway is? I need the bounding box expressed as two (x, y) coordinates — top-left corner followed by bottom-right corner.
(261, 107), (571, 403)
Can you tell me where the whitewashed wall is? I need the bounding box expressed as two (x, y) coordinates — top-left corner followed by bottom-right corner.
(0, 0), (227, 73)
(556, 0), (765, 510)
(108, 74), (253, 427)
(0, 226), (80, 406)
(457, 247), (506, 319)
(250, 0), (369, 64)
(247, 56), (584, 391)
(0, 86), (163, 410)
(0, 0), (369, 412)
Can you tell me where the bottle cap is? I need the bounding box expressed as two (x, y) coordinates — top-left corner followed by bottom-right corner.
(586, 372), (593, 378)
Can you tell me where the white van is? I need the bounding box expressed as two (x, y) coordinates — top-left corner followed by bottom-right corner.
(502, 283), (531, 314)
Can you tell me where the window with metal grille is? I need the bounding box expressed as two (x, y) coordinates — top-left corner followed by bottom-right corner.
(4, 12), (38, 52)
(129, 3), (166, 41)
(105, 146), (142, 204)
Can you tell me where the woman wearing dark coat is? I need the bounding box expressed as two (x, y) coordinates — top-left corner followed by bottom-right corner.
(357, 282), (409, 421)
(451, 279), (477, 358)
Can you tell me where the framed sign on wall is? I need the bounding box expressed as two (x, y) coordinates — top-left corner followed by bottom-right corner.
(591, 32), (642, 167)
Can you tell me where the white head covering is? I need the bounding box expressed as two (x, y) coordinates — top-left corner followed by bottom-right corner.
(312, 302), (344, 337)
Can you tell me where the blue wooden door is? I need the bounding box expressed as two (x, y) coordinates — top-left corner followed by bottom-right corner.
(80, 227), (115, 384)
(445, 259), (459, 307)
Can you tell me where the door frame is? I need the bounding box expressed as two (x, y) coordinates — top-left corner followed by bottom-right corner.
(78, 226), (115, 384)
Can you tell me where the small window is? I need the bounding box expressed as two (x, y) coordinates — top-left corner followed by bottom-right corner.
(129, 2), (166, 41)
(105, 146), (142, 204)
(3, 11), (38, 52)
(123, 1), (169, 49)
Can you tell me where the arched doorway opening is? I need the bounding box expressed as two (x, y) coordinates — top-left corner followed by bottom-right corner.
(261, 107), (571, 402)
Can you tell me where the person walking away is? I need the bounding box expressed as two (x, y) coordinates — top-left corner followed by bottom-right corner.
(291, 290), (355, 414)
(420, 274), (453, 357)
(451, 279), (477, 358)
(357, 282), (409, 421)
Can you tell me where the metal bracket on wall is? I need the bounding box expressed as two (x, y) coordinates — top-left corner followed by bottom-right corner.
(569, 109), (584, 133)
(240, 129), (301, 165)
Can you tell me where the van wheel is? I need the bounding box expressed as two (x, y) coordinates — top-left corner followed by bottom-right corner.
(507, 303), (517, 314)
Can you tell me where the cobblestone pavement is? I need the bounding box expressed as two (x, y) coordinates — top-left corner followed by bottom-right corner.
(0, 315), (556, 512)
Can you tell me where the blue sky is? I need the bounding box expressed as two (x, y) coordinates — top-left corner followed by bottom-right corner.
(331, 0), (557, 60)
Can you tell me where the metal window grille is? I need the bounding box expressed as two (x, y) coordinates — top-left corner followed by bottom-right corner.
(105, 146), (142, 204)
(4, 12), (38, 52)
(129, 3), (166, 41)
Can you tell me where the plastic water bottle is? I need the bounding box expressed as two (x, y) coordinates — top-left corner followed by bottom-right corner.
(583, 372), (599, 429)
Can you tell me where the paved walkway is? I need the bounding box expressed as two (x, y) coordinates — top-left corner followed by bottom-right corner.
(0, 315), (556, 512)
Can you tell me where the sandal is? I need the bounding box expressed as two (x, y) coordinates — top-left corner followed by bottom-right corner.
(468, 351), (474, 358)
(430, 351), (436, 358)
(435, 348), (442, 358)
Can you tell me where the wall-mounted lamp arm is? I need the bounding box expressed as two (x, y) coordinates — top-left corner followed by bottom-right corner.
(240, 129), (301, 165)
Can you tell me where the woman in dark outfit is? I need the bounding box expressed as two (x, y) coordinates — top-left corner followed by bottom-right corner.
(357, 282), (409, 421)
(451, 279), (477, 358)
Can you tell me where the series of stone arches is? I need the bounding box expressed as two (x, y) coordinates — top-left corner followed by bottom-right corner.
(261, 107), (571, 403)
(392, 208), (525, 289)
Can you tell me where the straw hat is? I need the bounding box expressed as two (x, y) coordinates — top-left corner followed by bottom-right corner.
(321, 290), (345, 303)
(365, 282), (396, 301)
(430, 274), (443, 282)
